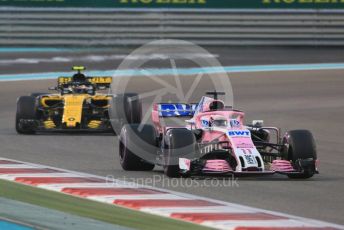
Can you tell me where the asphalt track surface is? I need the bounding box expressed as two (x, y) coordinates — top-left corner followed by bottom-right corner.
(0, 47), (343, 225)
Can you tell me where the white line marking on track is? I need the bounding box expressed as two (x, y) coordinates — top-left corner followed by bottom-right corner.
(203, 219), (317, 229)
(142, 206), (254, 215)
(0, 173), (80, 180)
(0, 164), (38, 168)
(38, 183), (139, 191)
(89, 193), (188, 201)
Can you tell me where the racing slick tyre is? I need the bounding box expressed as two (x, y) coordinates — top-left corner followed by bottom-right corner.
(123, 93), (142, 124)
(164, 129), (196, 178)
(119, 124), (156, 171)
(15, 96), (38, 134)
(283, 130), (317, 179)
(110, 93), (142, 135)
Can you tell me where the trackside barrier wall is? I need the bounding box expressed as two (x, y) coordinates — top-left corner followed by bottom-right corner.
(1, 0), (344, 9)
(1, 0), (344, 46)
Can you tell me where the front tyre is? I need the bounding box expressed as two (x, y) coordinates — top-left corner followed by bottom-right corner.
(283, 130), (317, 179)
(16, 96), (38, 134)
(164, 129), (196, 178)
(119, 124), (156, 171)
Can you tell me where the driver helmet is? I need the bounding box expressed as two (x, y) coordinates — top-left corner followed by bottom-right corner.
(210, 115), (228, 127)
(72, 73), (87, 83)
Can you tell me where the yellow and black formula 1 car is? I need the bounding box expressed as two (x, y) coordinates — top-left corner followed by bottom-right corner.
(15, 66), (141, 134)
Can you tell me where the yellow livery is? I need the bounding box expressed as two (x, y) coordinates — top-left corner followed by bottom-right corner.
(15, 67), (142, 134)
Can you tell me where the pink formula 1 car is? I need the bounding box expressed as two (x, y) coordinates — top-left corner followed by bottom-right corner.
(119, 92), (318, 179)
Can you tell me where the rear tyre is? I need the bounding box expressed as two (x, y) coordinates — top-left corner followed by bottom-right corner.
(164, 129), (196, 178)
(123, 93), (142, 124)
(16, 96), (38, 134)
(283, 130), (317, 179)
(119, 124), (156, 171)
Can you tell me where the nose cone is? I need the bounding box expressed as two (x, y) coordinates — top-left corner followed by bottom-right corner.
(65, 117), (77, 127)
(62, 95), (87, 128)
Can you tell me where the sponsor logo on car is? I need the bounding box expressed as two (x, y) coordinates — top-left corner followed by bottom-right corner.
(159, 104), (196, 117)
(230, 119), (240, 127)
(244, 155), (257, 165)
(228, 130), (251, 137)
(201, 119), (210, 127)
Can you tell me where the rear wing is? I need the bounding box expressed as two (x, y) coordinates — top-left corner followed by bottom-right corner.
(153, 103), (198, 117)
(58, 76), (112, 88)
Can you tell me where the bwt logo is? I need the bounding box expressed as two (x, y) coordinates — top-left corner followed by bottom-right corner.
(228, 130), (250, 137)
(159, 104), (196, 117)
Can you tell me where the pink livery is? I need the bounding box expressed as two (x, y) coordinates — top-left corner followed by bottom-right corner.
(120, 91), (318, 179)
